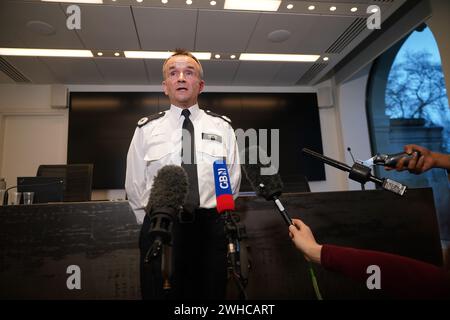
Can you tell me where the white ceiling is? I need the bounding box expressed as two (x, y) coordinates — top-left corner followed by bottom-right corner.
(0, 0), (407, 86)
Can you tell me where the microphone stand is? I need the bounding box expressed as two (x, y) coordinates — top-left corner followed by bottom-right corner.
(144, 209), (174, 293)
(302, 148), (407, 196)
(223, 211), (249, 300)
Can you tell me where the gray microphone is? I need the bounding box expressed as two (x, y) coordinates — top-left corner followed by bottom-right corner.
(145, 165), (188, 262)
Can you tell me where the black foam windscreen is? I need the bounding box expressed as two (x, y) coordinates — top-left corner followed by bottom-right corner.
(146, 165), (188, 214)
(242, 146), (283, 200)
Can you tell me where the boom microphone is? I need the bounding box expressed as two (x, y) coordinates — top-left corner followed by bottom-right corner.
(145, 165), (188, 262)
(242, 146), (292, 226)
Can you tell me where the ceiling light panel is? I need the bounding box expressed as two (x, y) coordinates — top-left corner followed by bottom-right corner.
(0, 48), (93, 57)
(224, 0), (281, 12)
(239, 53), (319, 62)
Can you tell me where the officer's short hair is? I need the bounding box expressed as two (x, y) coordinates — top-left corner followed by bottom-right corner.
(162, 48), (204, 79)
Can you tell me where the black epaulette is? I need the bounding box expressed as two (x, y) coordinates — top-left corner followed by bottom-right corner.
(137, 111), (165, 128)
(205, 110), (232, 124)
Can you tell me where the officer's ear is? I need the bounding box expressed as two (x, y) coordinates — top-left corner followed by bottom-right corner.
(162, 80), (169, 96)
(198, 79), (205, 94)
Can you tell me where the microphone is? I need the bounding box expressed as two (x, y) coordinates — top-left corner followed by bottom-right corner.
(302, 148), (407, 196)
(242, 146), (293, 226)
(213, 160), (249, 299)
(144, 165), (188, 263)
(213, 159), (235, 213)
(213, 159), (237, 266)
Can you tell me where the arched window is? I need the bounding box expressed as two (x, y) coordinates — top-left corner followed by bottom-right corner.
(367, 24), (449, 242)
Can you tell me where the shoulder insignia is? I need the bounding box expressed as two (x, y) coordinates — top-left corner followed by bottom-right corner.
(137, 111), (165, 128)
(205, 110), (232, 124)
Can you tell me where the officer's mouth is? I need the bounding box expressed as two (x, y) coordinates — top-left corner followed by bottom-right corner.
(176, 87), (188, 92)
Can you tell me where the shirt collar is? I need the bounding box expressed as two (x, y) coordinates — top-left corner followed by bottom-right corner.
(169, 104), (200, 122)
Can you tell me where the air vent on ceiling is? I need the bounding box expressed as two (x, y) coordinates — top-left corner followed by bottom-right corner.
(0, 57), (31, 83)
(296, 63), (328, 85)
(325, 18), (367, 54)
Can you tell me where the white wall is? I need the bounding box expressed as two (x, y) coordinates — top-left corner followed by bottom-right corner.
(0, 84), (68, 189)
(336, 64), (375, 191)
(428, 0), (450, 95)
(0, 83), (354, 199)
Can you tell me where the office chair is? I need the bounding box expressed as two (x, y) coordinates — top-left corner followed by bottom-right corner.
(36, 164), (93, 202)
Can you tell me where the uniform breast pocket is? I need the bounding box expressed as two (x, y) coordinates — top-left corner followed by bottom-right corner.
(143, 136), (172, 162)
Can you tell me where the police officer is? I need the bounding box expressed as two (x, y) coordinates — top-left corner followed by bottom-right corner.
(125, 49), (241, 299)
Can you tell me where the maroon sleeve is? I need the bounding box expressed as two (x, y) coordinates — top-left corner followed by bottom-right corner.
(321, 244), (450, 299)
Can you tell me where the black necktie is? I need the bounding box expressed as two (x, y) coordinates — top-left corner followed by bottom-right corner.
(181, 109), (200, 212)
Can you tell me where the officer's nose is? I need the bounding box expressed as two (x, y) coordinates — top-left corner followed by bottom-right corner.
(177, 72), (186, 82)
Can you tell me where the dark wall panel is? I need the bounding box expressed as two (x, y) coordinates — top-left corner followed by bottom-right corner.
(69, 92), (324, 190)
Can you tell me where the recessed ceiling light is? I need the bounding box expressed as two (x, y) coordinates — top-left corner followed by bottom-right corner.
(215, 54), (221, 59)
(97, 52), (103, 56)
(287, 4), (293, 10)
(186, 0), (192, 5)
(210, 0), (216, 5)
(136, 0), (143, 3)
(351, 7), (358, 12)
(41, 0), (103, 3)
(224, 0), (281, 12)
(124, 51), (211, 60)
(230, 54), (236, 59)
(330, 6), (336, 11)
(162, 0), (168, 3)
(308, 5), (315, 11)
(323, 57), (329, 61)
(239, 53), (319, 62)
(371, 7), (379, 13)
(114, 52), (120, 56)
(0, 48), (93, 57)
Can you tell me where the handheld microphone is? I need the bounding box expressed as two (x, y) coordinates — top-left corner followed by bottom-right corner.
(242, 146), (293, 226)
(145, 165), (188, 262)
(302, 148), (407, 196)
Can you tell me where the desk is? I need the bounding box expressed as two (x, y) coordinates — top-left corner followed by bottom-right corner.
(0, 188), (442, 299)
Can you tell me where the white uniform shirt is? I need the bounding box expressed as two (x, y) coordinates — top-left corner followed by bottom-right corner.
(125, 104), (241, 224)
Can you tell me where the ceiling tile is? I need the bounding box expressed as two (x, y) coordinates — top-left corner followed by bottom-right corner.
(272, 62), (312, 85)
(247, 13), (355, 54)
(5, 56), (56, 84)
(0, 1), (84, 49)
(95, 58), (149, 84)
(233, 61), (283, 86)
(144, 59), (165, 85)
(133, 7), (197, 51)
(201, 60), (239, 85)
(40, 58), (103, 84)
(196, 10), (260, 52)
(71, 4), (140, 50)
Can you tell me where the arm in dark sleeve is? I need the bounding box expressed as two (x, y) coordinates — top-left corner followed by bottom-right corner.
(321, 244), (450, 299)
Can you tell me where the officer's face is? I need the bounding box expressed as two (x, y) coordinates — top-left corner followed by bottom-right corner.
(162, 55), (205, 108)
